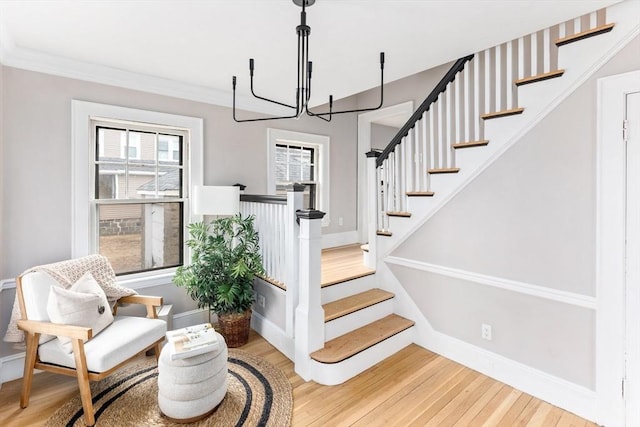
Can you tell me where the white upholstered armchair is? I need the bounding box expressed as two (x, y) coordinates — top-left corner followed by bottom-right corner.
(13, 255), (166, 426)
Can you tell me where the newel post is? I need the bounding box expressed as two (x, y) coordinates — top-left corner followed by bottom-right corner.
(365, 151), (380, 269)
(294, 209), (325, 381)
(285, 184), (304, 339)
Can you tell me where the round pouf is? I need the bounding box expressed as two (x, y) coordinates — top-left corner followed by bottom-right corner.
(158, 333), (228, 423)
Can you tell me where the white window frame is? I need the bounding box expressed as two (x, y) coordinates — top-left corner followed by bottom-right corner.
(72, 101), (203, 289)
(267, 128), (330, 226)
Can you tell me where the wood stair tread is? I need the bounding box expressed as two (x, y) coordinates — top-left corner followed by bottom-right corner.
(406, 191), (435, 197)
(452, 140), (489, 149)
(514, 69), (565, 86)
(386, 211), (411, 218)
(428, 167), (460, 174)
(323, 288), (394, 322)
(481, 107), (525, 120)
(555, 23), (615, 47)
(377, 230), (392, 237)
(310, 314), (415, 364)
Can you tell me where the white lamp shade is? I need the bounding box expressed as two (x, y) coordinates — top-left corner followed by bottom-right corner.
(192, 186), (240, 216)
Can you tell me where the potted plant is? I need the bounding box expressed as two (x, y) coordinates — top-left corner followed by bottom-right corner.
(173, 214), (264, 347)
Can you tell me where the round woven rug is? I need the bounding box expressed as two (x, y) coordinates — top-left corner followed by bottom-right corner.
(44, 349), (292, 427)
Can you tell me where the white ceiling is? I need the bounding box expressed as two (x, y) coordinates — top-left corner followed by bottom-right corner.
(0, 0), (621, 114)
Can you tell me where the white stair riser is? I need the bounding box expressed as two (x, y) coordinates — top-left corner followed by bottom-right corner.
(310, 326), (415, 386)
(321, 274), (377, 304)
(324, 299), (394, 341)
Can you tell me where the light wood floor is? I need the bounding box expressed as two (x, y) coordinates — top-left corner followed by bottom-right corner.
(0, 332), (596, 427)
(321, 244), (374, 287)
(1, 248), (596, 426)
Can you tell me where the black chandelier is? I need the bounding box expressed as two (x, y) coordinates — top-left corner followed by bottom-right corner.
(232, 0), (385, 123)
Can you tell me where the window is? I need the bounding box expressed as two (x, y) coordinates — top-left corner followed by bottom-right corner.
(72, 101), (203, 283)
(267, 128), (330, 226)
(94, 123), (185, 274)
(158, 135), (181, 162)
(275, 144), (317, 209)
(119, 131), (141, 160)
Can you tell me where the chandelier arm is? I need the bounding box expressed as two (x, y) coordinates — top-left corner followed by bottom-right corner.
(307, 52), (384, 118)
(233, 76), (303, 123)
(249, 61), (298, 110)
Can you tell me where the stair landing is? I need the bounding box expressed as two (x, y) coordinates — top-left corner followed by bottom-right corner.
(321, 244), (375, 287)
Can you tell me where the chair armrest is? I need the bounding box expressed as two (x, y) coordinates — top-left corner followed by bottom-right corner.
(17, 319), (92, 341)
(114, 295), (163, 319)
(118, 295), (162, 306)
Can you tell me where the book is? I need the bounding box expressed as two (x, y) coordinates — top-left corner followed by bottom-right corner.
(165, 323), (220, 360)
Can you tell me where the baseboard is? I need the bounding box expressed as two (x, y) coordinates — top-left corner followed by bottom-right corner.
(251, 311), (294, 361)
(416, 327), (599, 423)
(321, 231), (359, 249)
(0, 351), (26, 389)
(0, 278), (15, 292)
(172, 308), (210, 330)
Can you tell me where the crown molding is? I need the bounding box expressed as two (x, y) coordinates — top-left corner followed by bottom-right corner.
(0, 25), (288, 116)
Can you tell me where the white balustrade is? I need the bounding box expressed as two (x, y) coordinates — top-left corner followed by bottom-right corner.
(370, 9), (607, 240)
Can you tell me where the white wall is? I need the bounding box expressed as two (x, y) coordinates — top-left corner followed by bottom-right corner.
(390, 35), (640, 390)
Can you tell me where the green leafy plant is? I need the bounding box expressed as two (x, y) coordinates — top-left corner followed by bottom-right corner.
(173, 214), (264, 315)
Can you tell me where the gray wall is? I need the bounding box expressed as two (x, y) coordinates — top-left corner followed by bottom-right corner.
(358, 61), (453, 115)
(390, 35), (640, 389)
(0, 67), (358, 280)
(370, 123), (399, 151)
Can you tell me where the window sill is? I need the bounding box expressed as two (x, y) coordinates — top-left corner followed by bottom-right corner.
(117, 268), (177, 291)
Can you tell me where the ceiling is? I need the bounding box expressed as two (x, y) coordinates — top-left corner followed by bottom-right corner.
(0, 0), (621, 114)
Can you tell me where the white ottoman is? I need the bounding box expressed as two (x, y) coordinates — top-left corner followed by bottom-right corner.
(158, 333), (228, 422)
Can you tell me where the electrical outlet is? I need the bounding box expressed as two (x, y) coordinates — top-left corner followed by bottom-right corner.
(481, 323), (492, 341)
(339, 217), (344, 226)
(258, 294), (266, 308)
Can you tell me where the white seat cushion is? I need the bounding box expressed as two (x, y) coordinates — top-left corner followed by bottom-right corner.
(38, 316), (166, 373)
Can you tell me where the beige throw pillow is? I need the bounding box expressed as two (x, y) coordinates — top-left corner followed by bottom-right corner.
(47, 271), (114, 353)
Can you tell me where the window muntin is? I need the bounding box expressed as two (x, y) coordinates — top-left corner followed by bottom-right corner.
(94, 123), (186, 275)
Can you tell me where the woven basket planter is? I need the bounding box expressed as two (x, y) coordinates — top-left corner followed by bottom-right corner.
(218, 309), (251, 348)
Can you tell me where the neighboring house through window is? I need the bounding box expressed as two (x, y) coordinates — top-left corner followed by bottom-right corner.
(267, 128), (330, 226)
(72, 101), (203, 284)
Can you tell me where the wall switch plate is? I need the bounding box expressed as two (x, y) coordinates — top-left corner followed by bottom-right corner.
(481, 323), (492, 341)
(258, 294), (266, 308)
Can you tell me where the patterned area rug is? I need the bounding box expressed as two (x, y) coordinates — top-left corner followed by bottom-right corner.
(45, 349), (292, 427)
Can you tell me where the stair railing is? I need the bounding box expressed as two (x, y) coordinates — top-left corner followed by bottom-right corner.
(369, 8), (609, 245)
(240, 185), (304, 339)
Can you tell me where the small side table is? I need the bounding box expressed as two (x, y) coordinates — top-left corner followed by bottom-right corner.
(157, 332), (228, 423)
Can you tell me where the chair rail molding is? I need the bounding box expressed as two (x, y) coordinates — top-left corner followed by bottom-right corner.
(385, 256), (596, 309)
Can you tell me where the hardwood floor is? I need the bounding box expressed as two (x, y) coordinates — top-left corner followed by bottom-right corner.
(0, 331), (596, 426)
(321, 244), (374, 287)
(0, 248), (596, 426)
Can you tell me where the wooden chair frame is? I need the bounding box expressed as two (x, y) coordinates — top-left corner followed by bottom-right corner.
(15, 275), (164, 426)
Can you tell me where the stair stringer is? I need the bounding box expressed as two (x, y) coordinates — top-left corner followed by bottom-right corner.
(377, 0), (640, 259)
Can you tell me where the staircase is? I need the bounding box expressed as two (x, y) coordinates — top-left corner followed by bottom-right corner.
(308, 272), (415, 385)
(300, 1), (640, 387)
